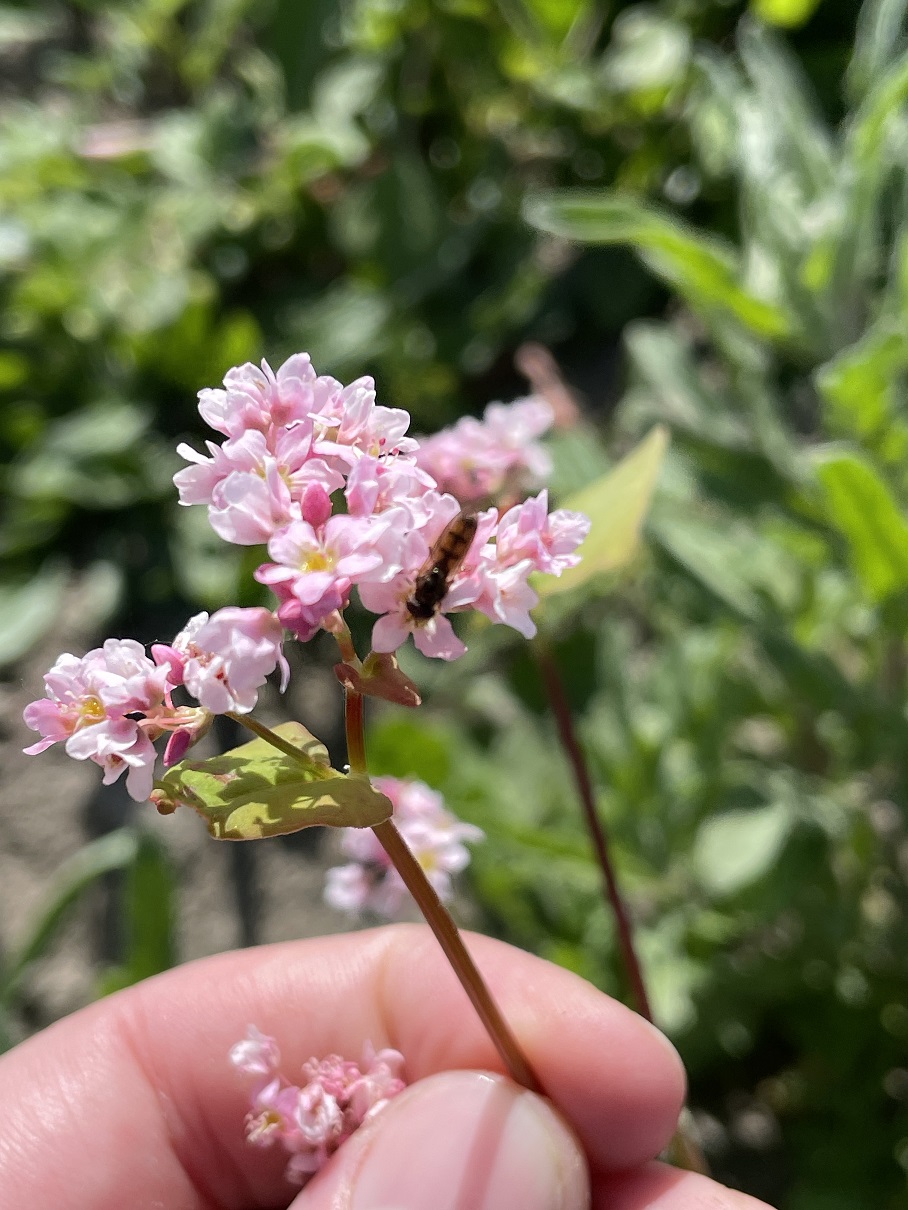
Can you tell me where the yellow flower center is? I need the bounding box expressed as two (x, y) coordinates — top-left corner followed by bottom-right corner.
(300, 551), (332, 573)
(78, 695), (107, 727)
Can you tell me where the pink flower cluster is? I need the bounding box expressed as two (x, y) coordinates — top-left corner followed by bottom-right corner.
(22, 608), (285, 801)
(414, 394), (554, 504)
(325, 776), (484, 917)
(175, 355), (589, 660)
(230, 1026), (406, 1184)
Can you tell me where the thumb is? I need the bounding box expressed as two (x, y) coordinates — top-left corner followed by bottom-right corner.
(293, 1070), (590, 1210)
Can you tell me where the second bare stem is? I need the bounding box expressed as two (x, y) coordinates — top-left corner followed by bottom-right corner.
(534, 639), (653, 1021)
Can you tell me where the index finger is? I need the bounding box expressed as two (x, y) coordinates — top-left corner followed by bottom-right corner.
(0, 925), (685, 1209)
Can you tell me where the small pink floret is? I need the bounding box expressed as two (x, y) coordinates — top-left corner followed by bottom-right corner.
(231, 1026), (406, 1185)
(325, 776), (483, 918)
(171, 607), (287, 714)
(22, 641), (169, 802)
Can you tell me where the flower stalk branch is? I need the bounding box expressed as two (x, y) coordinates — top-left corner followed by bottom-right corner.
(371, 816), (541, 1094)
(230, 695), (542, 1095)
(345, 677), (541, 1094)
(533, 640), (710, 1176)
(533, 639), (653, 1020)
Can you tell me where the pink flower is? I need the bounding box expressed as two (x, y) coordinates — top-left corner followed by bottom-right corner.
(471, 557), (540, 639)
(169, 608), (287, 714)
(495, 489), (591, 574)
(229, 1025), (281, 1080)
(414, 395), (554, 504)
(345, 454), (435, 520)
(325, 777), (484, 918)
(69, 717), (159, 802)
(369, 585), (468, 661)
(231, 1028), (406, 1185)
(174, 427), (342, 546)
(311, 377), (418, 467)
(197, 355), (322, 438)
(259, 515), (388, 607)
(23, 640), (167, 756)
(358, 497), (477, 661)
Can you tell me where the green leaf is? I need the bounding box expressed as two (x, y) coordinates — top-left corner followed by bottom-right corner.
(847, 0), (908, 103)
(368, 716), (454, 785)
(0, 829), (140, 1004)
(813, 449), (908, 603)
(546, 423), (612, 499)
(750, 0), (822, 30)
(737, 19), (835, 198)
(0, 563), (68, 666)
(623, 321), (752, 450)
(838, 49), (908, 289)
(601, 10), (691, 113)
(815, 320), (908, 451)
(653, 512), (763, 621)
(98, 832), (176, 996)
(523, 191), (790, 339)
(153, 721), (393, 839)
(694, 801), (795, 896)
(537, 425), (669, 598)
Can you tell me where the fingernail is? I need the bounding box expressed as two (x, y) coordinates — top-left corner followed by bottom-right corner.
(296, 1070), (589, 1210)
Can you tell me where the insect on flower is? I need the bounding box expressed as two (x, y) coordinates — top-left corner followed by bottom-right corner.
(406, 510), (478, 622)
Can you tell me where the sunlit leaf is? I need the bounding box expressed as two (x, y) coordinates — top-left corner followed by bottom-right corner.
(653, 513), (763, 621)
(537, 425), (669, 598)
(601, 10), (691, 112)
(0, 563), (68, 666)
(813, 449), (908, 603)
(838, 48), (908, 288)
(815, 320), (908, 452)
(750, 0), (822, 29)
(847, 0), (908, 103)
(523, 191), (790, 339)
(694, 801), (795, 895)
(153, 721), (393, 839)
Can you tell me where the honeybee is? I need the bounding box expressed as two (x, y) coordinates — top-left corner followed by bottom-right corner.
(406, 511), (478, 622)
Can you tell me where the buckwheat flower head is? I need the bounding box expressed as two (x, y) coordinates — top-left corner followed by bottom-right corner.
(165, 607), (288, 715)
(23, 640), (169, 801)
(325, 777), (484, 917)
(495, 489), (592, 576)
(198, 354), (323, 437)
(231, 1027), (406, 1185)
(414, 395), (554, 504)
(174, 351), (588, 657)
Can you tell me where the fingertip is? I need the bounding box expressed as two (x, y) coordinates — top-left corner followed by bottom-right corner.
(594, 1161), (777, 1209)
(295, 1071), (590, 1210)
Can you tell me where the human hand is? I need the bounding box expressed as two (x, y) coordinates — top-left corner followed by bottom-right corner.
(0, 925), (773, 1210)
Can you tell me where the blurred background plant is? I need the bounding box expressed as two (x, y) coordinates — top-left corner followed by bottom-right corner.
(2, 0), (908, 1207)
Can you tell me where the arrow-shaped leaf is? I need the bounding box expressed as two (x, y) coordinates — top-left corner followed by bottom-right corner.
(538, 425), (669, 598)
(152, 721), (393, 840)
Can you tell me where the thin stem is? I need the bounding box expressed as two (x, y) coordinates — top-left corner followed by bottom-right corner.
(533, 640), (653, 1020)
(344, 690), (367, 777)
(229, 694), (542, 1094)
(225, 711), (310, 761)
(533, 641), (711, 1176)
(372, 817), (541, 1093)
(343, 672), (540, 1092)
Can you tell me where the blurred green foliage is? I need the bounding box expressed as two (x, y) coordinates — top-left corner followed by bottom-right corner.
(5, 1), (908, 1207)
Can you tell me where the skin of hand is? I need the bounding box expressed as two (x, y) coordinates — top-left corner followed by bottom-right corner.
(0, 924), (774, 1210)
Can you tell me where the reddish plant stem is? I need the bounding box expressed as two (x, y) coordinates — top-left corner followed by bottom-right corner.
(533, 640), (653, 1021)
(371, 816), (541, 1093)
(235, 644), (542, 1094)
(345, 676), (541, 1091)
(344, 689), (368, 777)
(533, 642), (711, 1176)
